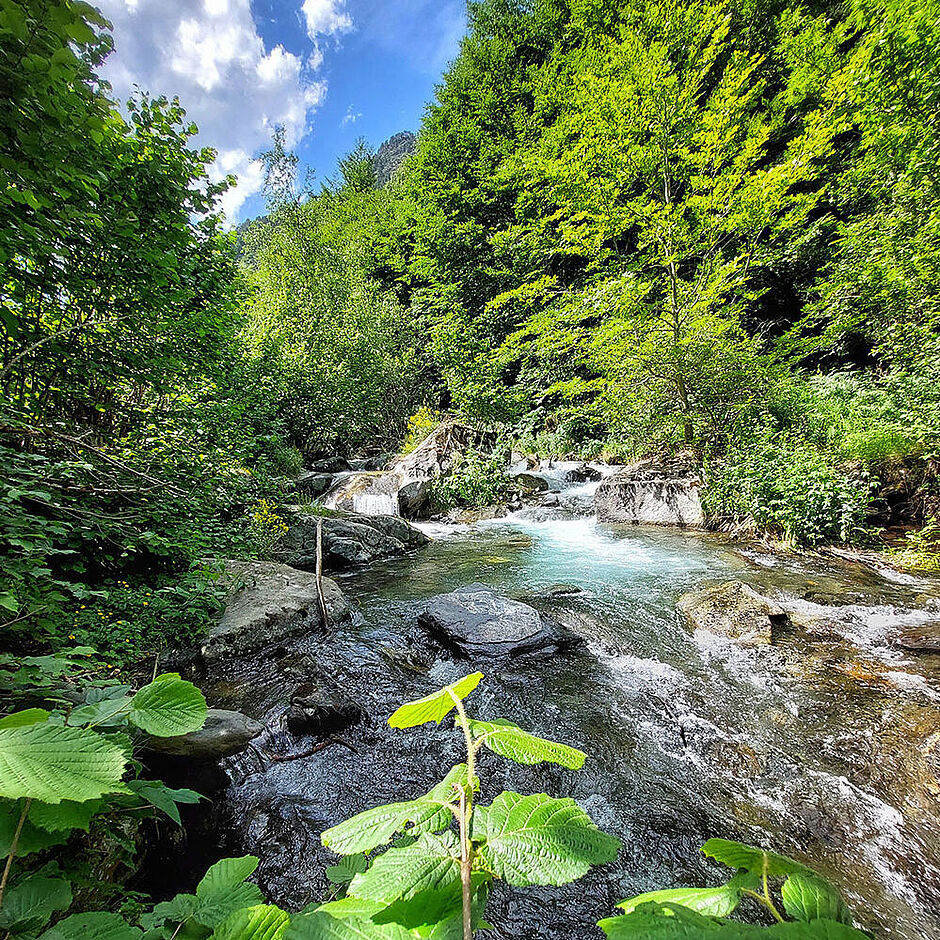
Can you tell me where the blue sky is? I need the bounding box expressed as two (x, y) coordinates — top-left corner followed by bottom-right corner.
(96, 0), (466, 222)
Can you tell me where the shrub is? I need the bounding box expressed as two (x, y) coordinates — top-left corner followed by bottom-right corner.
(431, 450), (509, 510)
(704, 440), (872, 546)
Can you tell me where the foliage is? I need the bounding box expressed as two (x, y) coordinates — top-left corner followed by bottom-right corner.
(885, 519), (940, 571)
(703, 439), (872, 546)
(0, 673), (206, 936)
(430, 451), (510, 511)
(318, 672), (620, 938)
(402, 408), (446, 455)
(598, 837), (867, 938)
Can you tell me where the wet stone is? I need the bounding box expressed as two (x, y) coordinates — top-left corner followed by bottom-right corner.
(147, 708), (262, 758)
(418, 583), (582, 659)
(677, 580), (788, 645)
(895, 622), (940, 654)
(285, 682), (362, 737)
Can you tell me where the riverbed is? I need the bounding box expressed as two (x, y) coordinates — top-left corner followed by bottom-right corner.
(205, 503), (940, 939)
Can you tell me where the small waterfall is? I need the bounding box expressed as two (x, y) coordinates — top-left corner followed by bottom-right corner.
(354, 492), (399, 516)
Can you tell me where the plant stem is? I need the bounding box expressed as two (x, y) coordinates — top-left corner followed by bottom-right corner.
(0, 799), (32, 910)
(450, 693), (477, 940)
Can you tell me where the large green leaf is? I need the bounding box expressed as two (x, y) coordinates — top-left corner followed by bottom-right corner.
(474, 792), (620, 886)
(322, 765), (470, 855)
(0, 724), (129, 803)
(615, 884), (745, 917)
(128, 674), (207, 737)
(285, 911), (414, 939)
(194, 856), (265, 927)
(211, 905), (289, 940)
(0, 800), (69, 856)
(28, 798), (100, 832)
(38, 912), (142, 940)
(388, 673), (483, 729)
(466, 718), (586, 769)
(599, 905), (868, 939)
(347, 832), (462, 905)
(0, 874), (72, 934)
(0, 709), (50, 729)
(702, 839), (811, 878)
(781, 872), (851, 924)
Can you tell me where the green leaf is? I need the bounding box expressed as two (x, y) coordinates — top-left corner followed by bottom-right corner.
(466, 718), (586, 769)
(325, 854), (368, 885)
(322, 764), (471, 854)
(28, 798), (100, 832)
(474, 792), (620, 886)
(0, 709), (49, 728)
(0, 724), (129, 803)
(38, 912), (142, 940)
(128, 674), (207, 737)
(194, 856), (264, 928)
(702, 839), (812, 878)
(0, 801), (69, 856)
(128, 780), (202, 824)
(347, 831), (462, 905)
(781, 872), (851, 924)
(211, 905), (289, 940)
(388, 673), (483, 729)
(0, 875), (72, 934)
(616, 883), (745, 917)
(285, 910), (414, 939)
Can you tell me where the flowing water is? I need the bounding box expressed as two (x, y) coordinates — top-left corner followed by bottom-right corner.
(203, 488), (940, 939)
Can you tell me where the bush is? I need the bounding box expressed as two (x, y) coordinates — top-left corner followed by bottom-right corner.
(402, 406), (445, 454)
(431, 450), (510, 510)
(704, 439), (872, 546)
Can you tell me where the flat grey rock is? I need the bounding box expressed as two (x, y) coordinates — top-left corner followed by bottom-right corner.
(147, 708), (262, 758)
(281, 512), (430, 570)
(418, 583), (581, 658)
(203, 560), (349, 661)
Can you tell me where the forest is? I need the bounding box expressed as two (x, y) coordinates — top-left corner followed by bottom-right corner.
(1, 0), (939, 938)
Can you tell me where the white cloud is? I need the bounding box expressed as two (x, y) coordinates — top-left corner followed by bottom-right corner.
(301, 0), (352, 39)
(97, 0), (327, 222)
(341, 105), (362, 128)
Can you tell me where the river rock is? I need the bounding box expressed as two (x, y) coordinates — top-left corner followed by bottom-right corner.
(565, 463), (602, 483)
(397, 479), (431, 519)
(330, 471), (401, 516)
(281, 512), (430, 570)
(512, 472), (549, 495)
(895, 622), (940, 653)
(285, 682), (362, 736)
(418, 583), (581, 658)
(147, 708), (262, 758)
(677, 581), (788, 645)
(310, 456), (350, 474)
(596, 458), (704, 526)
(203, 561), (350, 661)
(293, 471), (335, 499)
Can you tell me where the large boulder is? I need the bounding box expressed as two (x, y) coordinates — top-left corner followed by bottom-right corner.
(324, 421), (481, 520)
(203, 560), (350, 661)
(293, 471), (335, 499)
(677, 581), (788, 645)
(147, 708), (262, 758)
(596, 459), (704, 526)
(511, 472), (549, 496)
(281, 511), (430, 570)
(329, 472), (400, 516)
(310, 456), (350, 474)
(418, 583), (582, 659)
